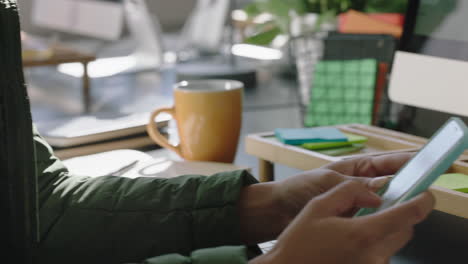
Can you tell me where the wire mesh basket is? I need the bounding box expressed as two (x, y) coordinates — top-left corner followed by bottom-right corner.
(291, 33), (397, 127)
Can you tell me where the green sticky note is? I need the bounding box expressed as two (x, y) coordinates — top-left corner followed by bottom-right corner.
(433, 173), (468, 193)
(301, 133), (367, 150)
(315, 143), (365, 156)
(305, 59), (377, 127)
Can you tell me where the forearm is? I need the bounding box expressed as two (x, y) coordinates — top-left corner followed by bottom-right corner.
(238, 182), (291, 245)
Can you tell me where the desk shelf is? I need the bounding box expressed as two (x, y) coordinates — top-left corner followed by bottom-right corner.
(245, 124), (468, 219)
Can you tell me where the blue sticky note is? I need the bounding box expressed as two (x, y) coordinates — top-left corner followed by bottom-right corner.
(275, 127), (348, 145)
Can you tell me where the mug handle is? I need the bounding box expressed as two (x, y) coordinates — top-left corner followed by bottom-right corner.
(147, 106), (183, 157)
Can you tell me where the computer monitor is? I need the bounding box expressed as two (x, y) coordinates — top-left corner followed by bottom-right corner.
(389, 0), (468, 118)
(33, 0), (124, 41)
(54, 0), (165, 78)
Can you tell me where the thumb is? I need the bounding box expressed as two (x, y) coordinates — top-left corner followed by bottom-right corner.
(307, 180), (382, 218)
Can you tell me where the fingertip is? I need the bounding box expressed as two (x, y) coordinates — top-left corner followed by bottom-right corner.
(363, 189), (383, 206)
(353, 186), (382, 209)
(417, 191), (436, 210)
(368, 176), (393, 191)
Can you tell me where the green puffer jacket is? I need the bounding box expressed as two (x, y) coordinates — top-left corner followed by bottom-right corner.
(33, 128), (259, 264)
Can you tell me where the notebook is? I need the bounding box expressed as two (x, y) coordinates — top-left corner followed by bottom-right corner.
(35, 112), (170, 148)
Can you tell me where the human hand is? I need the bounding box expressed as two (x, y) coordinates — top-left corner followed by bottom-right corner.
(239, 153), (413, 244)
(251, 181), (435, 264)
(273, 153), (413, 227)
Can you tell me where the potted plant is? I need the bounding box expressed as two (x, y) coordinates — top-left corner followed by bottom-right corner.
(242, 0), (407, 46)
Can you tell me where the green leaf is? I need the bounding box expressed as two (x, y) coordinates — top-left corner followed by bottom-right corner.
(314, 10), (337, 31)
(251, 0), (308, 18)
(244, 26), (282, 46)
(364, 0), (408, 13)
(244, 3), (261, 17)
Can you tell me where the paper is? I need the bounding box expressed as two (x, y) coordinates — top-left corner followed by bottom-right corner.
(63, 149), (248, 179)
(434, 173), (468, 193)
(63, 149), (153, 177)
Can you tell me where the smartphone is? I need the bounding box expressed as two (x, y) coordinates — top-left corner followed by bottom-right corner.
(354, 117), (468, 217)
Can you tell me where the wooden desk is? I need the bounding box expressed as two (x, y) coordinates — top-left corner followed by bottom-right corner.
(22, 46), (96, 112)
(63, 148), (250, 178)
(245, 123), (468, 219)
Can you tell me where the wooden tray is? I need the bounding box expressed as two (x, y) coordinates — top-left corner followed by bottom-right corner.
(245, 124), (468, 219)
(246, 124), (422, 171)
(432, 161), (468, 218)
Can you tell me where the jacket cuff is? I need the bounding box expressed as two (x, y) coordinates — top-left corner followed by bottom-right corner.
(192, 246), (249, 264)
(192, 170), (258, 249)
(143, 246), (248, 264)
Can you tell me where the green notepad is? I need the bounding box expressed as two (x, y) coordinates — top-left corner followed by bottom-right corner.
(305, 59), (378, 127)
(301, 133), (367, 150)
(316, 143), (365, 156)
(434, 173), (468, 193)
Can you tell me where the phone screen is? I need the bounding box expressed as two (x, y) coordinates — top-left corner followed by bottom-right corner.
(379, 121), (465, 210)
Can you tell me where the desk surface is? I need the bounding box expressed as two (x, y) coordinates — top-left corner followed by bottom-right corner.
(27, 40), (468, 262)
(22, 45), (96, 67)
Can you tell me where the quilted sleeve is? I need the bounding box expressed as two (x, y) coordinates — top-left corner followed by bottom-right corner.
(142, 246), (249, 264)
(33, 128), (259, 264)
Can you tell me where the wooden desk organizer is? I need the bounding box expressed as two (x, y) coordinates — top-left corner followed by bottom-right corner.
(245, 124), (468, 219)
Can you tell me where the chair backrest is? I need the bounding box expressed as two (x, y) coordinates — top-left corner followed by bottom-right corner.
(0, 1), (38, 262)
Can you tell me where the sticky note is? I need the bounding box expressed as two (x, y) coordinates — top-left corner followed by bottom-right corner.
(301, 133), (367, 150)
(434, 173), (468, 193)
(275, 127), (347, 145)
(316, 143), (365, 156)
(305, 59), (377, 127)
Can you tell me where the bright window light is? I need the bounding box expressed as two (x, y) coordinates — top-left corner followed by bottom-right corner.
(58, 56), (137, 78)
(231, 44), (283, 60)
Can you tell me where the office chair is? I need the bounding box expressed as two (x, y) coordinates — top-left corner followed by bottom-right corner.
(0, 1), (38, 263)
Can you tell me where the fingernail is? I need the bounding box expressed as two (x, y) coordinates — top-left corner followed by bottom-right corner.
(369, 176), (392, 189)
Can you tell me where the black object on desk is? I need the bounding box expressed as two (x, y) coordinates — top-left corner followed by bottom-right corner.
(176, 55), (258, 88)
(292, 33), (397, 127)
(0, 2), (38, 263)
(392, 210), (468, 264)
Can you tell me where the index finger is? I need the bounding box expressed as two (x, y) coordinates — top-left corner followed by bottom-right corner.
(323, 152), (415, 177)
(359, 192), (435, 236)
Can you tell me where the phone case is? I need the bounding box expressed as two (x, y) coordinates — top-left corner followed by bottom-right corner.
(355, 117), (468, 217)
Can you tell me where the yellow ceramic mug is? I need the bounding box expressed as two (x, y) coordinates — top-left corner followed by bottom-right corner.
(147, 80), (243, 163)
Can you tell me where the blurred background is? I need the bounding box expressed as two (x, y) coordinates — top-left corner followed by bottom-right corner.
(14, 1), (468, 262)
(16, 0), (412, 176)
